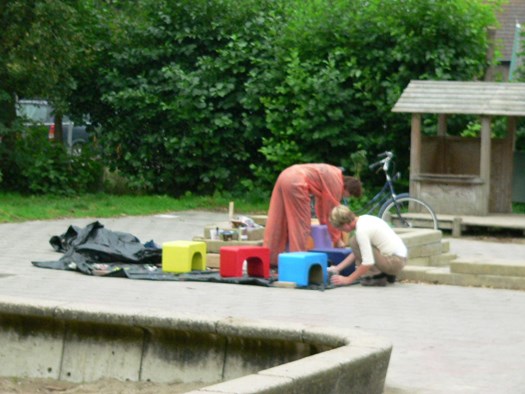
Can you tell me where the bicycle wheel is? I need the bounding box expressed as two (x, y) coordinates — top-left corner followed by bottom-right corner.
(379, 193), (438, 230)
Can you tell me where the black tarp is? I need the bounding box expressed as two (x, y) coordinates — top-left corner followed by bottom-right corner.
(31, 221), (279, 287)
(32, 221), (162, 275)
(32, 221), (333, 289)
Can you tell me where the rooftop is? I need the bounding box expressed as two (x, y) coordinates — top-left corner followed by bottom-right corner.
(495, 0), (525, 61)
(392, 80), (525, 116)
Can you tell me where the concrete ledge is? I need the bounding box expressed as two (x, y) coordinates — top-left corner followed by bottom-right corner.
(189, 335), (392, 394)
(0, 298), (392, 394)
(396, 229), (442, 247)
(450, 259), (525, 277)
(408, 253), (457, 267)
(407, 242), (444, 259)
(399, 265), (525, 291)
(436, 214), (525, 236)
(396, 228), (456, 270)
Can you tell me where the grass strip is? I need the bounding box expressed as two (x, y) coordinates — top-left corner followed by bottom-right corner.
(0, 192), (269, 223)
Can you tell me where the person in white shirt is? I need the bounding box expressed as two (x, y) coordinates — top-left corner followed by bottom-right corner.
(328, 205), (407, 286)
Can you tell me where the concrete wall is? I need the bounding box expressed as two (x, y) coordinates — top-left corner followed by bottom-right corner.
(417, 136), (514, 214)
(0, 300), (392, 394)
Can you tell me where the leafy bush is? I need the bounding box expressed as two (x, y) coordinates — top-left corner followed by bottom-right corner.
(75, 0), (284, 197)
(70, 0), (499, 195)
(1, 127), (103, 195)
(251, 0), (498, 189)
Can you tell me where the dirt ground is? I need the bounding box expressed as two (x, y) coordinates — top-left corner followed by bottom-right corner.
(0, 377), (211, 394)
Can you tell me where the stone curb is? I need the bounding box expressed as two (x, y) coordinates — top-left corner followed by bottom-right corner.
(0, 297), (392, 394)
(399, 265), (525, 291)
(450, 259), (525, 277)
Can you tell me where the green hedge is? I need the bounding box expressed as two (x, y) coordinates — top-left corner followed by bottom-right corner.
(70, 0), (499, 195)
(1, 126), (103, 195)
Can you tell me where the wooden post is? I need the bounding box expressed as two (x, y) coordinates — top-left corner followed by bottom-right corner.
(508, 116), (517, 150)
(452, 217), (463, 238)
(505, 117), (517, 212)
(437, 114), (447, 136)
(410, 113), (422, 198)
(479, 116), (492, 215)
(228, 201), (235, 220)
(437, 114), (447, 173)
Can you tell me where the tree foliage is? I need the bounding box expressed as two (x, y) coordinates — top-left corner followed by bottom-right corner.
(8, 126), (103, 195)
(252, 0), (498, 187)
(0, 0), (97, 193)
(76, 0), (498, 195)
(1, 0), (501, 195)
(76, 0), (289, 195)
(0, 0), (85, 121)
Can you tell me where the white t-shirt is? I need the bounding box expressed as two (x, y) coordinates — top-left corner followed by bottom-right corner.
(355, 215), (407, 266)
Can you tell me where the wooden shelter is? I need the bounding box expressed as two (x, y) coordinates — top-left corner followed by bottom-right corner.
(392, 80), (525, 216)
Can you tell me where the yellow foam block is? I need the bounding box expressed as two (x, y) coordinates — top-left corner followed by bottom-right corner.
(162, 241), (206, 273)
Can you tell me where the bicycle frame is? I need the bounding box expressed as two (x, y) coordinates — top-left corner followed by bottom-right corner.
(354, 175), (399, 216)
(314, 151), (438, 228)
(347, 151), (438, 229)
(353, 152), (399, 216)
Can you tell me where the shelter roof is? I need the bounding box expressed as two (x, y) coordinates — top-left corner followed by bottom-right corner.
(392, 80), (525, 116)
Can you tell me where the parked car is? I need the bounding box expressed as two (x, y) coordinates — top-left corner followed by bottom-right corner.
(16, 99), (90, 155)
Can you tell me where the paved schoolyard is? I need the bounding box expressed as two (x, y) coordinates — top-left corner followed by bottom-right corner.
(1, 211), (524, 393)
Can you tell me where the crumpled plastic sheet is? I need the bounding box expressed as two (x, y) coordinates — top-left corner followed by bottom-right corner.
(32, 221), (162, 276)
(31, 221), (334, 290)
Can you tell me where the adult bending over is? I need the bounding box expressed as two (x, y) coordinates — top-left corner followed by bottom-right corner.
(263, 164), (362, 266)
(328, 205), (407, 286)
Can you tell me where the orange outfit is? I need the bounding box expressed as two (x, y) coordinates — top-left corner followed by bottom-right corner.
(263, 164), (345, 266)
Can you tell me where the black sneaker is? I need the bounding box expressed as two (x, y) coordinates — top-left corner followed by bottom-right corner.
(361, 275), (387, 287)
(372, 272), (396, 284)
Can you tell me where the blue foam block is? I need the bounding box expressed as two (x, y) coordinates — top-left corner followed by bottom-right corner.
(309, 248), (355, 276)
(278, 252), (328, 287)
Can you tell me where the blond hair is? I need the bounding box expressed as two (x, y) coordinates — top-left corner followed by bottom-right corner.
(330, 205), (356, 229)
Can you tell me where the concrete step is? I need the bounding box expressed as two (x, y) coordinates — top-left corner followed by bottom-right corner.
(399, 263), (525, 291)
(396, 229), (442, 247)
(407, 252), (457, 267)
(450, 259), (525, 277)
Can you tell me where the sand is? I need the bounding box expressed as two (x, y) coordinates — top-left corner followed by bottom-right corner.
(0, 377), (212, 393)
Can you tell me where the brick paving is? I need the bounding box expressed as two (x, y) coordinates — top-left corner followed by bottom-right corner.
(1, 212), (525, 393)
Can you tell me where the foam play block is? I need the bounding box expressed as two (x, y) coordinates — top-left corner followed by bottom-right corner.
(310, 225), (332, 249)
(162, 241), (206, 273)
(278, 252), (328, 287)
(309, 248), (355, 276)
(220, 246), (270, 278)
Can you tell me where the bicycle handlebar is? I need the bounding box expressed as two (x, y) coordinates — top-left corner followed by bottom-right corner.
(369, 151), (393, 171)
(368, 161), (382, 170)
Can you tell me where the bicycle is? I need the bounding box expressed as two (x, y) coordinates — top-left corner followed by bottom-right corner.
(351, 151), (439, 230)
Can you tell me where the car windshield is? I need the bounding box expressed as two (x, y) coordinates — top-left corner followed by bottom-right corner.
(17, 101), (53, 123)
